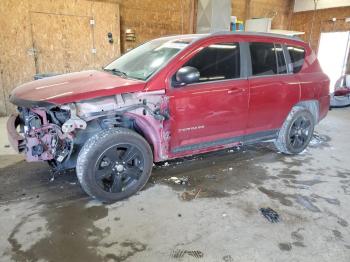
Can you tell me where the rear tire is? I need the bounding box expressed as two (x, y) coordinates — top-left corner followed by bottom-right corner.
(76, 128), (153, 203)
(274, 106), (315, 155)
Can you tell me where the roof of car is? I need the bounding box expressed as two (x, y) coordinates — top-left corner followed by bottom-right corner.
(155, 34), (208, 42)
(211, 31), (304, 42)
(156, 31), (305, 46)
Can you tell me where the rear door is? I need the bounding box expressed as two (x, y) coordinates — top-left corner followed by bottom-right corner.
(246, 42), (300, 136)
(167, 40), (249, 154)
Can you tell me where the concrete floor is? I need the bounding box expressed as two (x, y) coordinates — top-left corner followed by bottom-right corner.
(0, 108), (349, 262)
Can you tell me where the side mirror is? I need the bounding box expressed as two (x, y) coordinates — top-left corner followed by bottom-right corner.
(175, 66), (200, 86)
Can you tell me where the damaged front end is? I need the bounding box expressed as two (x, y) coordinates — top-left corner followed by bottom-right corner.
(7, 106), (74, 164)
(7, 90), (168, 170)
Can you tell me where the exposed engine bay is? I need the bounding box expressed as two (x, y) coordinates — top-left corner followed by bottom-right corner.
(14, 91), (167, 170)
(17, 106), (73, 163)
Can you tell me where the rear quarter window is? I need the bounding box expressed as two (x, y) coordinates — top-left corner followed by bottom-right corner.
(287, 46), (306, 73)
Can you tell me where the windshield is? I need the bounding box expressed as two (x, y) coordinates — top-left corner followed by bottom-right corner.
(104, 38), (190, 80)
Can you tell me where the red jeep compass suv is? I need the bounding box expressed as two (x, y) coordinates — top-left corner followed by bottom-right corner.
(7, 32), (330, 202)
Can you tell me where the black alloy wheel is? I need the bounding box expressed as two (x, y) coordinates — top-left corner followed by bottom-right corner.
(274, 106), (315, 154)
(287, 115), (313, 152)
(95, 144), (144, 193)
(77, 128), (153, 203)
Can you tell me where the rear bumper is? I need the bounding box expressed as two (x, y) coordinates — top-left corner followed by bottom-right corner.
(6, 114), (25, 153)
(319, 95), (330, 121)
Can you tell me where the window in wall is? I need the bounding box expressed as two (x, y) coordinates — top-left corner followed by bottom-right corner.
(275, 44), (287, 74)
(182, 42), (240, 83)
(287, 45), (305, 73)
(249, 42), (277, 76)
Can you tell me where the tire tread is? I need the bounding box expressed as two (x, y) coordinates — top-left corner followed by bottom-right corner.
(274, 106), (314, 155)
(76, 128), (152, 202)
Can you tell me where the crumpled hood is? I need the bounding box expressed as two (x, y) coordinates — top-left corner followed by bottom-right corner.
(10, 70), (146, 106)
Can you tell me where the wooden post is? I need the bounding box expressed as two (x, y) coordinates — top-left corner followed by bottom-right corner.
(189, 0), (198, 34)
(244, 0), (251, 22)
(287, 0), (295, 30)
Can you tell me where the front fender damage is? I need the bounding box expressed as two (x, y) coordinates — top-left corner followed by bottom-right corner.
(9, 90), (170, 167)
(72, 90), (169, 162)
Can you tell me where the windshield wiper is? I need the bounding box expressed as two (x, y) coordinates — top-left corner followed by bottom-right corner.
(103, 68), (128, 78)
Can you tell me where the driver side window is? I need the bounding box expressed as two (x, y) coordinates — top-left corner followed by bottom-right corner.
(174, 42), (241, 85)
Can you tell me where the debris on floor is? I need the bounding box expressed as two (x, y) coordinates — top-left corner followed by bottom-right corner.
(227, 144), (243, 153)
(168, 176), (188, 185)
(310, 132), (326, 146)
(205, 174), (217, 180)
(4, 144), (10, 148)
(170, 249), (204, 259)
(180, 188), (231, 201)
(259, 207), (280, 223)
(181, 188), (201, 201)
(222, 255), (234, 262)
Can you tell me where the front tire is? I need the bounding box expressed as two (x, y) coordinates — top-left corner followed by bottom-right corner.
(274, 106), (315, 154)
(76, 128), (153, 203)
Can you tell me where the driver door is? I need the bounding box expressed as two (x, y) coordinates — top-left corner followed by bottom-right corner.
(167, 41), (249, 155)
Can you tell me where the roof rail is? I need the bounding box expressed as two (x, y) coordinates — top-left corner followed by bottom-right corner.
(210, 31), (303, 42)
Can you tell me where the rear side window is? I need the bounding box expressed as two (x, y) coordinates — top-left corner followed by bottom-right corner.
(183, 42), (240, 82)
(287, 46), (305, 73)
(249, 42), (277, 76)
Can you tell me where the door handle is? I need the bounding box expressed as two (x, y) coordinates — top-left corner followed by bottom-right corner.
(227, 88), (244, 94)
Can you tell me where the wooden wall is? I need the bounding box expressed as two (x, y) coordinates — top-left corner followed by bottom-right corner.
(0, 0), (35, 116)
(232, 0), (294, 29)
(2, 0), (348, 116)
(0, 0), (121, 116)
(0, 0), (295, 116)
(119, 0), (193, 52)
(0, 0), (195, 115)
(116, 0), (294, 52)
(290, 6), (350, 52)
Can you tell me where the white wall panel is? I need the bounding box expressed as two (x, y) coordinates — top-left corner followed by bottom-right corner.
(294, 0), (350, 12)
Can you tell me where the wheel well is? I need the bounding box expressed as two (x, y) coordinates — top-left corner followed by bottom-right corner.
(123, 114), (164, 161)
(295, 100), (319, 123)
(60, 116), (156, 170)
(132, 123), (155, 152)
(83, 115), (156, 155)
